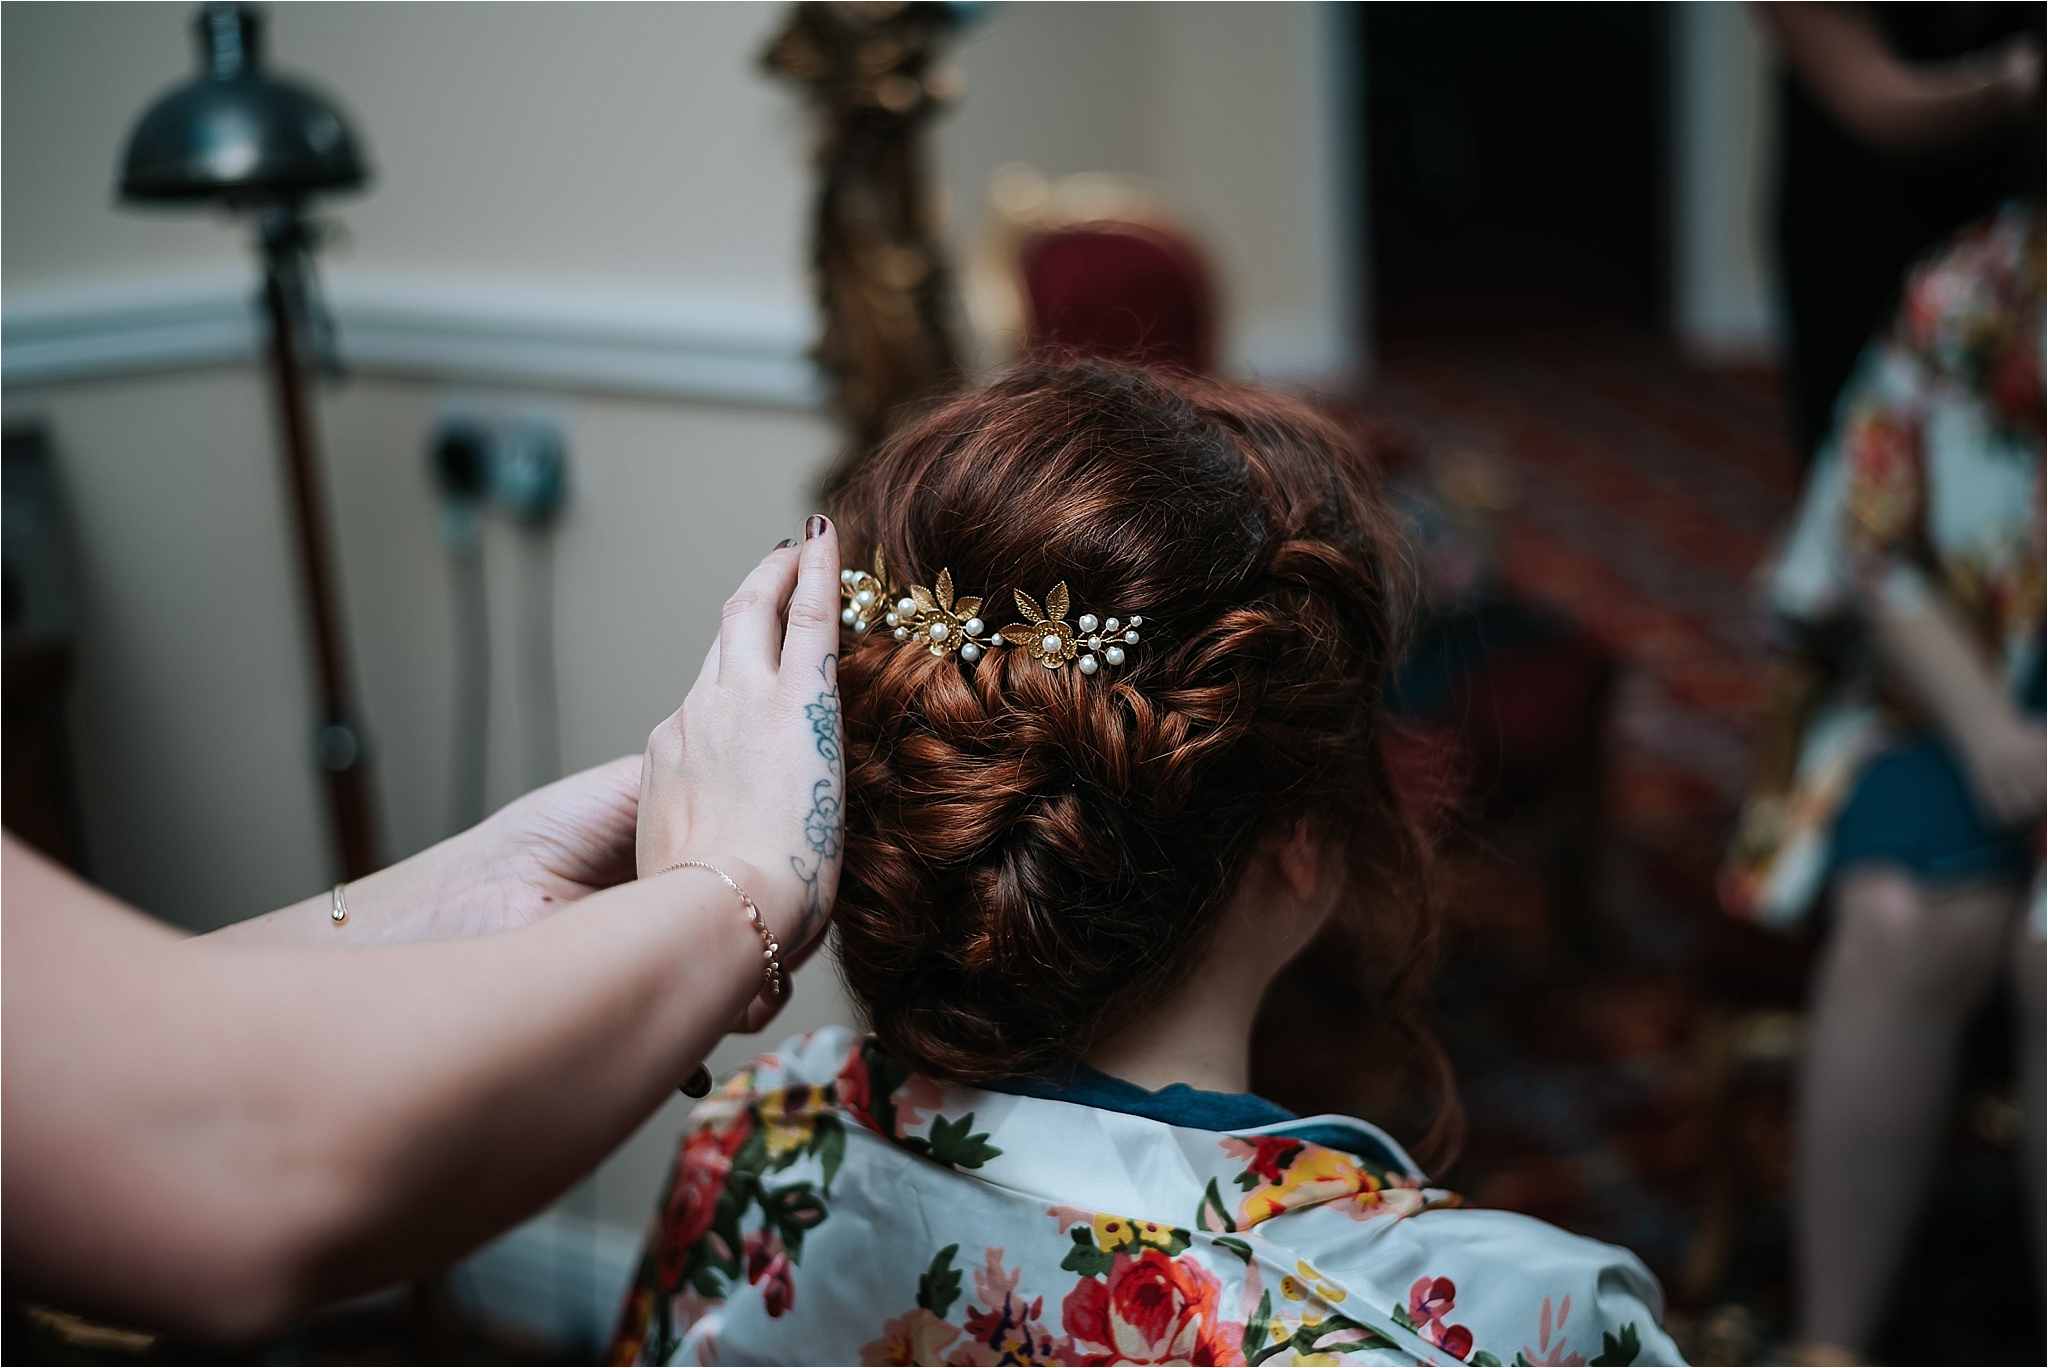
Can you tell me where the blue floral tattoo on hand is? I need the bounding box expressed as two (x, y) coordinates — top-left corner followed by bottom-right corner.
(791, 655), (843, 945)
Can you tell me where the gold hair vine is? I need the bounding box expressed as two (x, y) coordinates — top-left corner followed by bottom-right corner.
(839, 550), (1143, 675)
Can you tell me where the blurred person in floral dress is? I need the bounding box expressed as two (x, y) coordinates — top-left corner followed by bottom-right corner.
(1722, 197), (2044, 1364)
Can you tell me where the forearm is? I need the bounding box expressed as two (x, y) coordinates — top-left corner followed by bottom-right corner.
(1764, 3), (2036, 153)
(202, 833), (480, 945)
(6, 855), (776, 1340)
(1863, 563), (2046, 825)
(204, 756), (642, 947)
(4, 523), (844, 1337)
(248, 865), (773, 1317)
(1832, 59), (2030, 153)
(1866, 566), (2020, 754)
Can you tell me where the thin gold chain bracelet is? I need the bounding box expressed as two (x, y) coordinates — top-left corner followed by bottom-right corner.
(657, 860), (784, 1001)
(659, 860), (783, 1100)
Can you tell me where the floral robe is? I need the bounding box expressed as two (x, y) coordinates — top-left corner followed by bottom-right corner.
(1721, 198), (2045, 927)
(608, 1028), (1681, 1366)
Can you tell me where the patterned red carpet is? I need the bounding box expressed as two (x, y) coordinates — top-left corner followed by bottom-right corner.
(1373, 323), (1792, 820)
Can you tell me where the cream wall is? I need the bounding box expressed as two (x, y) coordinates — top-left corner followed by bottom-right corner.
(4, 2), (815, 301)
(1, 0), (1352, 1285)
(9, 371), (837, 930)
(4, 0), (836, 923)
(6, 3), (1355, 378)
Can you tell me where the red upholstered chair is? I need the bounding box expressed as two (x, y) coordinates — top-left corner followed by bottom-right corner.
(964, 166), (1217, 374)
(1020, 223), (1214, 372)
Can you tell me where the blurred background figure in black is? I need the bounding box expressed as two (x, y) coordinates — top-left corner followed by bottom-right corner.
(1367, 3), (1668, 334)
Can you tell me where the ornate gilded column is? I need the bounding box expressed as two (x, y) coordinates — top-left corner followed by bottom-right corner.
(764, 2), (964, 493)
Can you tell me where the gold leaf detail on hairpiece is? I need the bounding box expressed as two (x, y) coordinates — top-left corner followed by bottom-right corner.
(841, 546), (893, 636)
(850, 553), (1132, 676)
(1000, 584), (1078, 668)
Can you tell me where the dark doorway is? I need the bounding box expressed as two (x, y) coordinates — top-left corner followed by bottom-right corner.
(1364, 2), (1669, 340)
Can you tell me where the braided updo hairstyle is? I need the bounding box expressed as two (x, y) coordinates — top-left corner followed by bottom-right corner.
(830, 360), (1443, 1127)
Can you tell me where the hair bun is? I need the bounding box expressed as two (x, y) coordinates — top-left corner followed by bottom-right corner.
(830, 361), (1435, 1096)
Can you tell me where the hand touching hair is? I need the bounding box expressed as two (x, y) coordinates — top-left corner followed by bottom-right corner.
(828, 361), (1440, 1118)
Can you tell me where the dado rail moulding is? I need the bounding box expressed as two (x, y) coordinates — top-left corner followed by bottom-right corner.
(3, 269), (826, 409)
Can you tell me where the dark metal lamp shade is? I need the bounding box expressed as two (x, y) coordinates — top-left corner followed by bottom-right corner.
(119, 2), (366, 205)
(114, 2), (382, 878)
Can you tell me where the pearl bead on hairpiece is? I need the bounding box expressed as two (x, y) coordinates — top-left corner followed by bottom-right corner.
(839, 549), (1142, 675)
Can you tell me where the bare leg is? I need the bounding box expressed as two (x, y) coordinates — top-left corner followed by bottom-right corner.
(1794, 866), (2017, 1352)
(2013, 901), (2045, 1278)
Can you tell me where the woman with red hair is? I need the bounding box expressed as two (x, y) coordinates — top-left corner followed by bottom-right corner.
(611, 362), (1679, 1366)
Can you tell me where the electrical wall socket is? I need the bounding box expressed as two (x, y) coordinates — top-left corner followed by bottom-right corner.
(428, 395), (572, 530)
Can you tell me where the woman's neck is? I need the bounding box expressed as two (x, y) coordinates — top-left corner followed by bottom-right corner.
(1083, 939), (1266, 1094)
(1083, 832), (1335, 1096)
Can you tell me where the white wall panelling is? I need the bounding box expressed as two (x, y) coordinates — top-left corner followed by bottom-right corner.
(4, 271), (823, 408)
(1671, 1), (1781, 362)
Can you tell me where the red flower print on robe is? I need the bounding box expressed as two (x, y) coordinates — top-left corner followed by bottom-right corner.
(1234, 1136), (1304, 1187)
(835, 1040), (944, 1139)
(1992, 348), (2045, 437)
(1520, 1293), (1587, 1366)
(656, 1112), (753, 1286)
(1843, 404), (1925, 551)
(836, 1049), (878, 1132)
(954, 1249), (1056, 1365)
(745, 1227), (797, 1318)
(1057, 1247), (1245, 1365)
(859, 1308), (962, 1366)
(1407, 1276), (1474, 1361)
